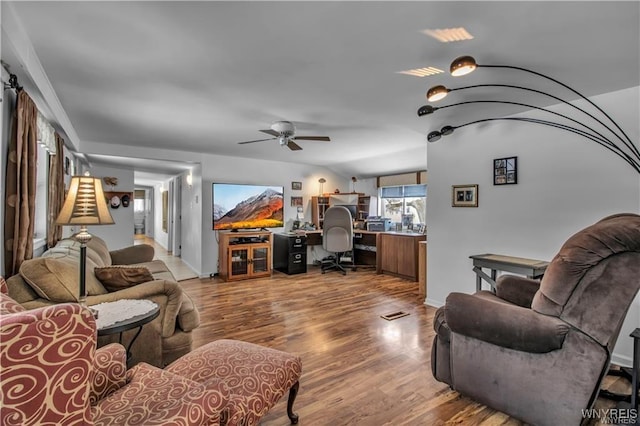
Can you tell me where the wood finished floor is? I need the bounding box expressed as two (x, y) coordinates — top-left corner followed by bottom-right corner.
(177, 269), (629, 426)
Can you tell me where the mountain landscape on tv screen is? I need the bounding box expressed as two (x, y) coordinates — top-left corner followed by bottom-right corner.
(214, 188), (283, 230)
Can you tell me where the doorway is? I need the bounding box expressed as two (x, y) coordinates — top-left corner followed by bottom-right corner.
(133, 187), (154, 238)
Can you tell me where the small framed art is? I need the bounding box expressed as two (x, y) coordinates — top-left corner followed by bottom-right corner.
(291, 181), (302, 190)
(494, 156), (518, 185)
(452, 184), (478, 207)
(291, 196), (303, 207)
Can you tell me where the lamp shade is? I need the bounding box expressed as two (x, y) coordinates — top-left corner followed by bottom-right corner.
(450, 55), (477, 76)
(56, 175), (114, 226)
(427, 85), (449, 102)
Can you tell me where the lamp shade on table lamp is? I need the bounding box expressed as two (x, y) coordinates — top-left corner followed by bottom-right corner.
(56, 174), (114, 305)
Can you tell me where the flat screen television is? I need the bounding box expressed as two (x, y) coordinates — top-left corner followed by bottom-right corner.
(212, 183), (284, 231)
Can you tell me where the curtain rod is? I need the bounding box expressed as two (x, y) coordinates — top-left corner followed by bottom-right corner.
(1, 62), (22, 92)
(3, 73), (22, 92)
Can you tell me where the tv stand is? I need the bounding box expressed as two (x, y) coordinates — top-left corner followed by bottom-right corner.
(218, 231), (272, 282)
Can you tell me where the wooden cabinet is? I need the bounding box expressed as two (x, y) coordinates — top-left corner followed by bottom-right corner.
(377, 232), (426, 281)
(218, 231), (272, 281)
(418, 241), (427, 298)
(353, 231), (378, 266)
(313, 193), (374, 228)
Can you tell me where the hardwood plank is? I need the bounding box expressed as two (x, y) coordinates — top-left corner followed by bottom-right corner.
(178, 268), (629, 425)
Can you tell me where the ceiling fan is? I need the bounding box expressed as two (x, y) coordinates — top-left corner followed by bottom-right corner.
(238, 121), (331, 151)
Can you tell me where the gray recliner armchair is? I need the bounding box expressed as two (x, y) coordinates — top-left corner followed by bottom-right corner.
(431, 213), (640, 425)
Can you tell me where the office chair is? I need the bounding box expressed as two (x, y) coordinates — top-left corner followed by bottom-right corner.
(321, 206), (355, 275)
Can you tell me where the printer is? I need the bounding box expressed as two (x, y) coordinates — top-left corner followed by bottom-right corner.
(366, 217), (392, 232)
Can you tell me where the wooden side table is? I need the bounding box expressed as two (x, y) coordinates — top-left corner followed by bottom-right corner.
(93, 299), (160, 364)
(469, 253), (549, 292)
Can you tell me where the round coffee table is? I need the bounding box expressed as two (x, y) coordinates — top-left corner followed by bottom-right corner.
(94, 299), (160, 363)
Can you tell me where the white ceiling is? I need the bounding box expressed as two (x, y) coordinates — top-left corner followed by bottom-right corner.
(3, 1), (639, 182)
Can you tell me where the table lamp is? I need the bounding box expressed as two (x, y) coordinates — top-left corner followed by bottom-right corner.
(56, 172), (114, 306)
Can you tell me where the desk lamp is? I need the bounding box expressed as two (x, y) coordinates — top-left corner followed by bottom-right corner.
(56, 172), (114, 306)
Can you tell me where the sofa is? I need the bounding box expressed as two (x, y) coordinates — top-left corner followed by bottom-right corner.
(0, 278), (302, 426)
(431, 213), (640, 425)
(5, 234), (199, 367)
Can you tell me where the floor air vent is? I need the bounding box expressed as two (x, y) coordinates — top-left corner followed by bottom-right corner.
(381, 311), (410, 321)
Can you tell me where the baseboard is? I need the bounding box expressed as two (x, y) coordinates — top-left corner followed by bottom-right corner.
(425, 298), (443, 308)
(611, 352), (633, 368)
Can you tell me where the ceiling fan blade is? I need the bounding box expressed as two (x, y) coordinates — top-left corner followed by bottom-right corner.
(259, 129), (280, 137)
(293, 136), (331, 141)
(238, 138), (276, 145)
(287, 140), (303, 151)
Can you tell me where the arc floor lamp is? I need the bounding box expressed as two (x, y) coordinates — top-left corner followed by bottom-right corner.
(418, 55), (639, 174)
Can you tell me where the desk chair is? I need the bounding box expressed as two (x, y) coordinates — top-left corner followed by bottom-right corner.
(321, 206), (355, 275)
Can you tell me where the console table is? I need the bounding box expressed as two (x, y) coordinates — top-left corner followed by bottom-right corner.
(470, 253), (549, 292)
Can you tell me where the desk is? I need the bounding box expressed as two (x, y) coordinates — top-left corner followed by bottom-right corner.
(470, 253), (549, 292)
(305, 230), (378, 266)
(306, 230), (426, 280)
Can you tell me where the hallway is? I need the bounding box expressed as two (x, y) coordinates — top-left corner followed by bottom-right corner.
(134, 235), (198, 281)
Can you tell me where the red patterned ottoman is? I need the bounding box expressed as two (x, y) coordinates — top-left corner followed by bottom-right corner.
(166, 339), (302, 426)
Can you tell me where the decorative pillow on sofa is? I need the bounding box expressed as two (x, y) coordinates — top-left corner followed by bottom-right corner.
(19, 257), (87, 302)
(94, 266), (155, 292)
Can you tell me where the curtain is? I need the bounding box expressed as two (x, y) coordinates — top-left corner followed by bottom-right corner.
(4, 91), (38, 277)
(47, 133), (65, 248)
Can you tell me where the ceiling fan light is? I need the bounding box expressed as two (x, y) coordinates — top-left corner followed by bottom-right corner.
(450, 55), (477, 76)
(426, 85), (449, 102)
(427, 131), (442, 142)
(271, 120), (295, 135)
(441, 125), (455, 136)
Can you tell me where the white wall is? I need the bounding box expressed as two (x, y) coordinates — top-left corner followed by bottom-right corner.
(180, 165), (202, 275)
(426, 86), (640, 365)
(84, 164), (135, 250)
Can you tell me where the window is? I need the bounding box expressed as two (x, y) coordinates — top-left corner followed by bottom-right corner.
(33, 143), (48, 248)
(379, 184), (426, 226)
(134, 190), (146, 213)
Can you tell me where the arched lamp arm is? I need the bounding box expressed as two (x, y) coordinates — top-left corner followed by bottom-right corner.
(478, 64), (636, 152)
(422, 99), (622, 155)
(447, 117), (640, 173)
(442, 83), (639, 159)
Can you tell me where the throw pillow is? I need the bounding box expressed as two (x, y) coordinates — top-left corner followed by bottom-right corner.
(94, 266), (154, 292)
(20, 257), (81, 302)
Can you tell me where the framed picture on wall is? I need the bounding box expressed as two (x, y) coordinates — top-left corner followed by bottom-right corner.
(291, 181), (302, 190)
(494, 156), (518, 185)
(291, 196), (303, 207)
(452, 184), (478, 207)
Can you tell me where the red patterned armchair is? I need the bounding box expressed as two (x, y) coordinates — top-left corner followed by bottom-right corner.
(1, 277), (302, 426)
(0, 281), (228, 425)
